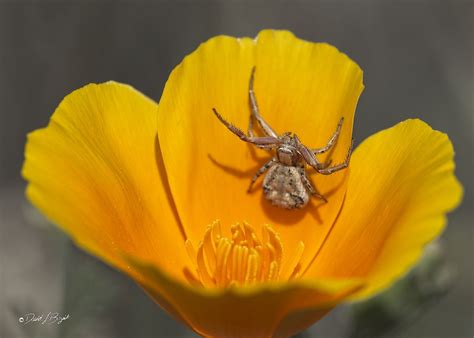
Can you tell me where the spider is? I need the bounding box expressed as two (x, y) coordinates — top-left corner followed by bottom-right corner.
(212, 67), (353, 209)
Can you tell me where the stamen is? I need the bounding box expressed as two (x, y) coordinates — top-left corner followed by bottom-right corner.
(203, 227), (216, 273)
(196, 242), (213, 286)
(185, 221), (306, 288)
(185, 240), (197, 266)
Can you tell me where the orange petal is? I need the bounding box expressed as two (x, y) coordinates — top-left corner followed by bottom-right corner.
(304, 119), (463, 300)
(157, 30), (364, 269)
(126, 255), (363, 338)
(22, 82), (189, 279)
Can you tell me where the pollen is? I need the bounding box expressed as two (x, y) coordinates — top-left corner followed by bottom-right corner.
(185, 221), (305, 288)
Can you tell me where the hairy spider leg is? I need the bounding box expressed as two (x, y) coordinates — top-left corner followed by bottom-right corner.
(317, 139), (353, 175)
(247, 66), (257, 137)
(293, 134), (326, 171)
(247, 67), (279, 138)
(299, 168), (328, 202)
(212, 108), (281, 149)
(248, 158), (276, 192)
(312, 117), (344, 154)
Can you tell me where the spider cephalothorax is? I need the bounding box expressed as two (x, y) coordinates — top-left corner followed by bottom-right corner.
(212, 67), (352, 209)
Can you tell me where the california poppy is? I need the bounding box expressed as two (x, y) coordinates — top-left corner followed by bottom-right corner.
(22, 30), (462, 337)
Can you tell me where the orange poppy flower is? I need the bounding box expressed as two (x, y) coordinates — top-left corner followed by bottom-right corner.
(22, 30), (462, 337)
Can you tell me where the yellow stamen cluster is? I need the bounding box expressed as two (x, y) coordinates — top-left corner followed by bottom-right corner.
(185, 221), (305, 288)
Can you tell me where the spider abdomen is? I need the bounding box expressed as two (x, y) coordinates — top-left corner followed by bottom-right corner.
(262, 164), (309, 209)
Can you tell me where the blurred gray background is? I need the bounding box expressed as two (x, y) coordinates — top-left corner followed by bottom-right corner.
(0, 1), (472, 338)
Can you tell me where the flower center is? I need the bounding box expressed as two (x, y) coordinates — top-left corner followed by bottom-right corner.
(185, 221), (305, 288)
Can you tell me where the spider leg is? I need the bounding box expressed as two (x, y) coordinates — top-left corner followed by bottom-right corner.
(248, 67), (279, 138)
(319, 159), (332, 169)
(299, 168), (327, 202)
(247, 67), (258, 137)
(312, 117), (344, 154)
(213, 108), (280, 148)
(317, 139), (353, 175)
(248, 158), (276, 192)
(294, 134), (325, 171)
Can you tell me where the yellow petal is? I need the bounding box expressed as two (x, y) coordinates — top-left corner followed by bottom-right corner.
(305, 119), (463, 300)
(157, 30), (364, 269)
(22, 82), (189, 279)
(126, 255), (363, 338)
